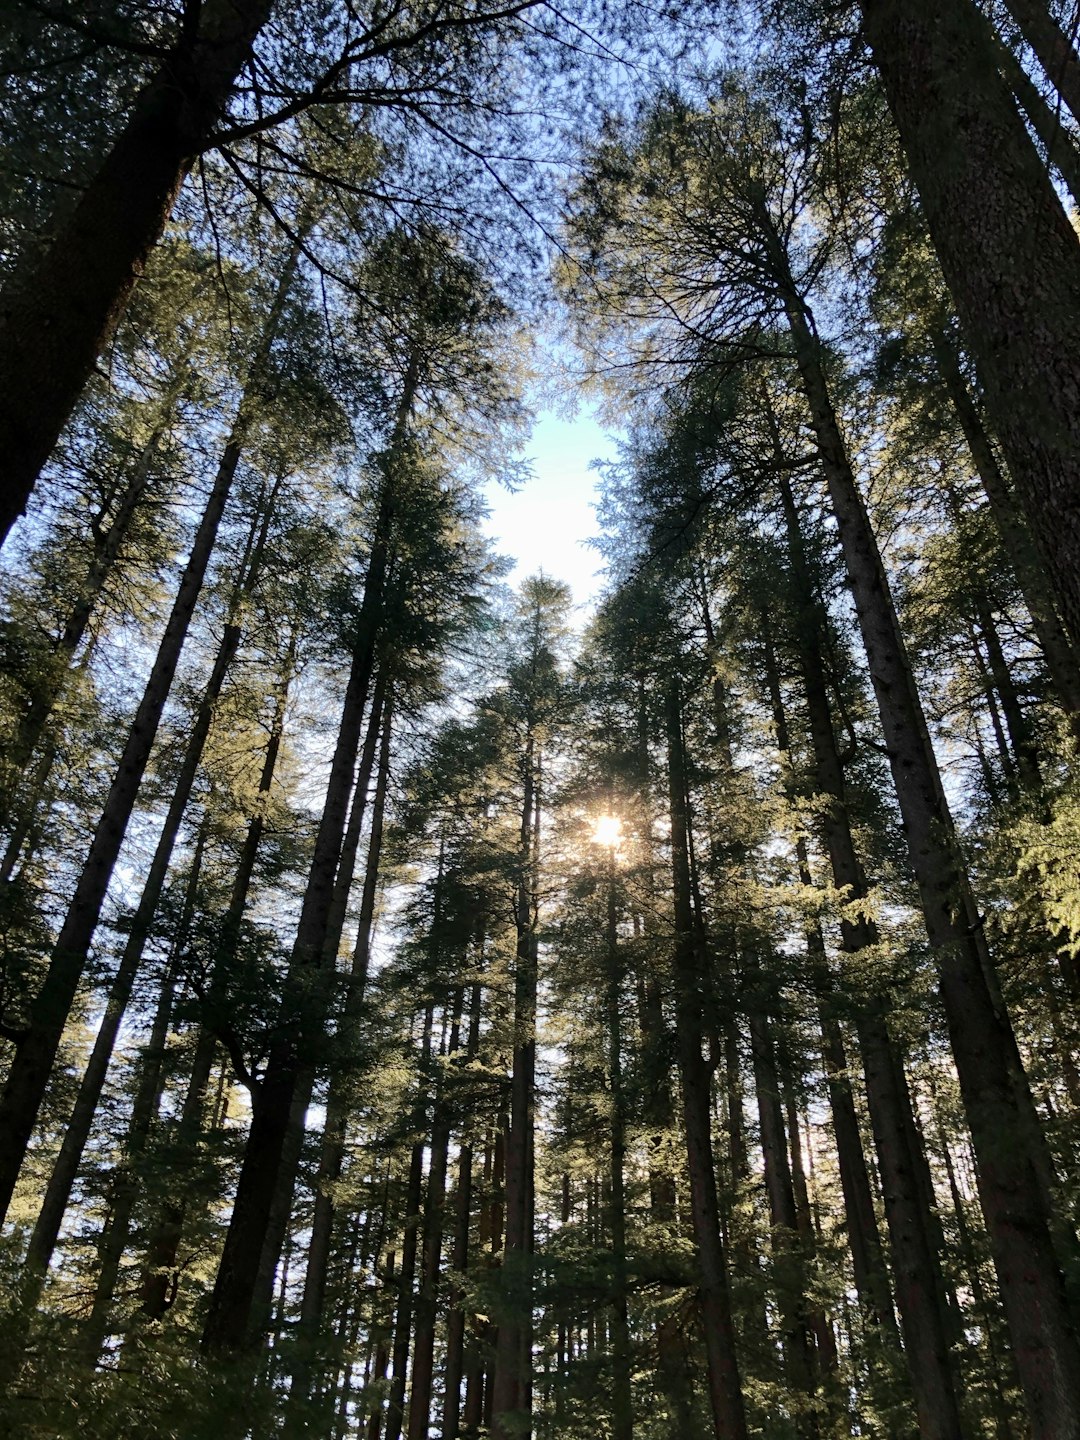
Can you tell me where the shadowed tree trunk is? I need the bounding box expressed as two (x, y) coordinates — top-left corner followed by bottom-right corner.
(772, 267), (1080, 1435)
(665, 681), (748, 1440)
(24, 472), (283, 1286)
(0, 0), (275, 540)
(137, 635), (296, 1322)
(0, 238), (299, 1226)
(860, 0), (1080, 651)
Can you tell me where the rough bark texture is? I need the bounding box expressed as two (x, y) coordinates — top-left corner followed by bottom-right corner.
(861, 0), (1080, 650)
(0, 0), (274, 539)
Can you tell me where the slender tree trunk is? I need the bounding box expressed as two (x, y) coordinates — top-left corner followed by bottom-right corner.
(385, 1006), (434, 1440)
(665, 682), (748, 1440)
(776, 288), (1080, 1436)
(0, 234), (302, 1224)
(1, 404), (178, 828)
(291, 693), (393, 1391)
(996, 29), (1080, 207)
(1001, 0), (1080, 123)
(931, 328), (1080, 729)
(202, 376), (413, 1350)
(604, 847), (633, 1440)
(407, 986), (464, 1440)
(749, 1005), (821, 1438)
(0, 426), (235, 1223)
(139, 637), (295, 1320)
(443, 971), (484, 1440)
(24, 476), (280, 1283)
(860, 0), (1080, 650)
(490, 735), (539, 1439)
(79, 823), (207, 1357)
(766, 459), (965, 1438)
(0, 0), (274, 539)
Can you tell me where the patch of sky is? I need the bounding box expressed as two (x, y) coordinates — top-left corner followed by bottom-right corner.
(482, 399), (620, 616)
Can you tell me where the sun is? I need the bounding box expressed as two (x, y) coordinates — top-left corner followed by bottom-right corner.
(590, 814), (623, 848)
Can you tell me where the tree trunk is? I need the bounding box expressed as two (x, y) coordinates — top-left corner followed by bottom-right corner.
(201, 377), (412, 1351)
(930, 327), (1080, 730)
(79, 823), (207, 1357)
(0, 0), (274, 539)
(749, 1005), (821, 1438)
(860, 0), (1080, 651)
(665, 682), (748, 1440)
(291, 691), (393, 1389)
(769, 327), (1080, 1434)
(384, 1005), (435, 1440)
(490, 735), (539, 1440)
(1001, 0), (1080, 123)
(0, 420), (237, 1223)
(996, 29), (1080, 207)
(759, 624), (905, 1363)
(406, 986), (464, 1440)
(24, 474), (280, 1283)
(139, 637), (295, 1320)
(443, 972), (484, 1440)
(604, 849), (634, 1440)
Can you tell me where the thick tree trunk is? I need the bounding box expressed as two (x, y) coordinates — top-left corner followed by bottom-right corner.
(0, 0), (274, 540)
(665, 683), (748, 1440)
(774, 308), (1080, 1435)
(860, 0), (1080, 650)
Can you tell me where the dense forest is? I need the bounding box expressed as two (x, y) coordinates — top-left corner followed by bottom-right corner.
(3, 1), (1080, 1437)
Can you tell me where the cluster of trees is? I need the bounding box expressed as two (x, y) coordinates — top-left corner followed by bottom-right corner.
(3, 0), (1080, 1437)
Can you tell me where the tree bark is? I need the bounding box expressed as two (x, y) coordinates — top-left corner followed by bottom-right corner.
(860, 0), (1080, 650)
(0, 0), (274, 540)
(490, 735), (539, 1439)
(771, 306), (1080, 1434)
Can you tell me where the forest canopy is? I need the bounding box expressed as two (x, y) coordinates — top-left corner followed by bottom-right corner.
(3, 1), (1080, 1438)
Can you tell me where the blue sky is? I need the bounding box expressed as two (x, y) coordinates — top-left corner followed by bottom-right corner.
(482, 402), (619, 614)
